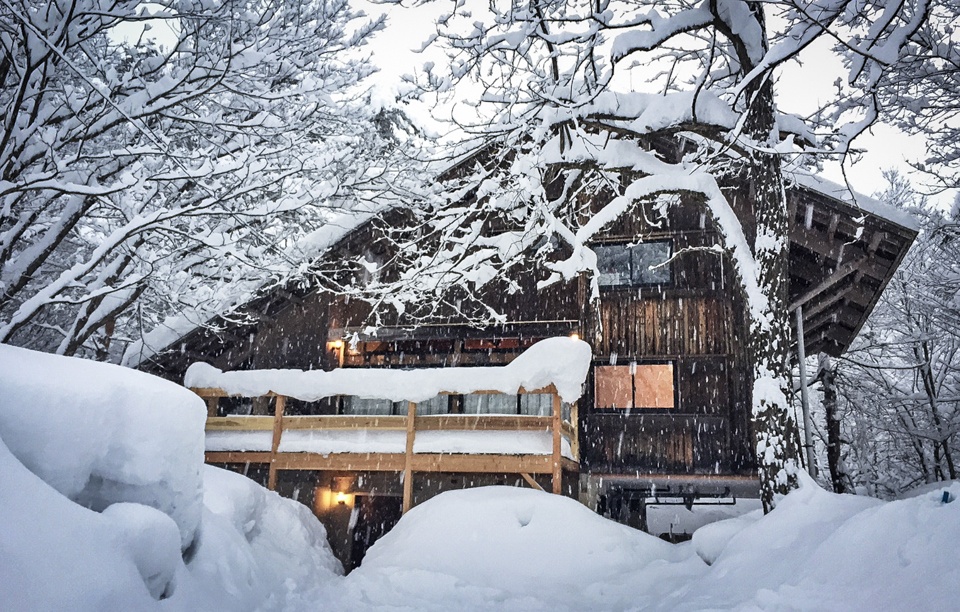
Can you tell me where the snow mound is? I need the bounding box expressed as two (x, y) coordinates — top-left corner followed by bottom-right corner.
(683, 472), (960, 610)
(0, 433), (166, 611)
(316, 477), (960, 611)
(0, 434), (341, 611)
(179, 466), (342, 611)
(0, 344), (206, 548)
(186, 336), (591, 403)
(329, 486), (691, 610)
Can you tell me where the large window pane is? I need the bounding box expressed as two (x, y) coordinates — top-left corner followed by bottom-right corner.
(342, 397), (393, 415)
(463, 394), (517, 414)
(595, 244), (632, 286)
(632, 242), (672, 284)
(595, 241), (672, 287)
(519, 393), (552, 416)
(594, 363), (675, 410)
(416, 395), (449, 415)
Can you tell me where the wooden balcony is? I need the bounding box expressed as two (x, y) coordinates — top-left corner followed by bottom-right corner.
(195, 386), (579, 513)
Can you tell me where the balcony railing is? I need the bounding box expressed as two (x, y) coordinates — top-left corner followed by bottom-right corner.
(195, 386), (579, 513)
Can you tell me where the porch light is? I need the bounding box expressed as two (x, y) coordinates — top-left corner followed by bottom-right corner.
(335, 491), (348, 505)
(569, 333), (580, 341)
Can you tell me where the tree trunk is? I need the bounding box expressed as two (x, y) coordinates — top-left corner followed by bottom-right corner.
(743, 3), (800, 513)
(820, 354), (849, 493)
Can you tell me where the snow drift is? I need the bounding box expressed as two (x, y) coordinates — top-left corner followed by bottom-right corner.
(314, 479), (960, 611)
(0, 345), (341, 611)
(0, 343), (206, 548)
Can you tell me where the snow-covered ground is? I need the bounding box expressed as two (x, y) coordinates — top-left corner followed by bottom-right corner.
(2, 344), (958, 611)
(313, 479), (959, 611)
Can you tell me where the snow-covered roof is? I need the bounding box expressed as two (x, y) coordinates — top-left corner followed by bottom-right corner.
(185, 337), (591, 404)
(788, 170), (919, 232)
(122, 207), (382, 369)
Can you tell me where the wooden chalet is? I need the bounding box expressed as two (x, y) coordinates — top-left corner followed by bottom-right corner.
(136, 159), (917, 567)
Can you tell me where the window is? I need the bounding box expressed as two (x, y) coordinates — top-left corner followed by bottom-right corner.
(463, 393), (517, 414)
(342, 396), (395, 415)
(416, 395), (449, 415)
(594, 241), (672, 287)
(594, 363), (675, 409)
(519, 393), (553, 416)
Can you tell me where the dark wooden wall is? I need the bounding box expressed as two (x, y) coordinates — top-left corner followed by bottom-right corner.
(580, 197), (755, 476)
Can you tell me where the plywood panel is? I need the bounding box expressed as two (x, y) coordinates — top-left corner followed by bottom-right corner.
(634, 364), (675, 409)
(595, 366), (633, 409)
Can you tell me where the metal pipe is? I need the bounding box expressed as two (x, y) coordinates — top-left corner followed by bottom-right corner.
(796, 306), (817, 477)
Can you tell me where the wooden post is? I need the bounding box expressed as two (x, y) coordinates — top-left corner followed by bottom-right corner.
(267, 395), (285, 491)
(570, 400), (580, 461)
(205, 397), (218, 418)
(520, 473), (544, 491)
(551, 392), (562, 494)
(402, 401), (416, 513)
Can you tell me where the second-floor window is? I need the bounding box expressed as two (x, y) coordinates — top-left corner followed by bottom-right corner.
(594, 241), (672, 287)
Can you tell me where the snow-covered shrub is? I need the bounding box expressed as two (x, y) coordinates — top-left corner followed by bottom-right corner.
(185, 466), (342, 610)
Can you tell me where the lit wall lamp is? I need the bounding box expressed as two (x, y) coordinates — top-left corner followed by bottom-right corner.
(326, 339), (345, 367)
(335, 491), (348, 505)
(569, 332), (580, 341)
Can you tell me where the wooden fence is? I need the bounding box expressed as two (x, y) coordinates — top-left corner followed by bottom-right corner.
(195, 385), (579, 513)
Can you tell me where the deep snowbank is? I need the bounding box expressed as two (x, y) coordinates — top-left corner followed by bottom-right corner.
(687, 472), (960, 611)
(0, 345), (341, 611)
(313, 479), (960, 611)
(312, 486), (700, 611)
(0, 344), (205, 548)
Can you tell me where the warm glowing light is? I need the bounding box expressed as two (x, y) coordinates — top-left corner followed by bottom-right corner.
(330, 340), (344, 349)
(335, 491), (348, 505)
(569, 333), (580, 341)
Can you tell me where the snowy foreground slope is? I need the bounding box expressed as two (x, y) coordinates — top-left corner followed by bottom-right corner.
(313, 481), (960, 611)
(1, 344), (958, 611)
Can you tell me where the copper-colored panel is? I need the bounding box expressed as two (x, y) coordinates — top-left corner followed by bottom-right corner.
(634, 364), (675, 408)
(595, 365), (633, 409)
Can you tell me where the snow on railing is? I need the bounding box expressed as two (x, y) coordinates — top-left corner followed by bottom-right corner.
(185, 336), (591, 404)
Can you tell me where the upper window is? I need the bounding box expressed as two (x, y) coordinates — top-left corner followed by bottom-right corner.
(594, 241), (672, 287)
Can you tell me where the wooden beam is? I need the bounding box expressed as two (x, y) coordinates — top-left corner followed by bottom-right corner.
(212, 451), (581, 475)
(415, 415), (552, 431)
(790, 227), (893, 281)
(804, 302), (863, 338)
(789, 259), (865, 312)
(552, 393), (562, 494)
(520, 473), (545, 491)
(282, 415), (407, 430)
(402, 401), (416, 514)
(797, 282), (855, 324)
(570, 401), (580, 462)
(205, 451), (272, 464)
(409, 453), (577, 474)
(205, 416), (274, 431)
(267, 395), (285, 491)
(273, 453), (406, 471)
(205, 397), (219, 418)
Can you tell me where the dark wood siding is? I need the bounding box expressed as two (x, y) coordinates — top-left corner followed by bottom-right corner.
(581, 199), (755, 476)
